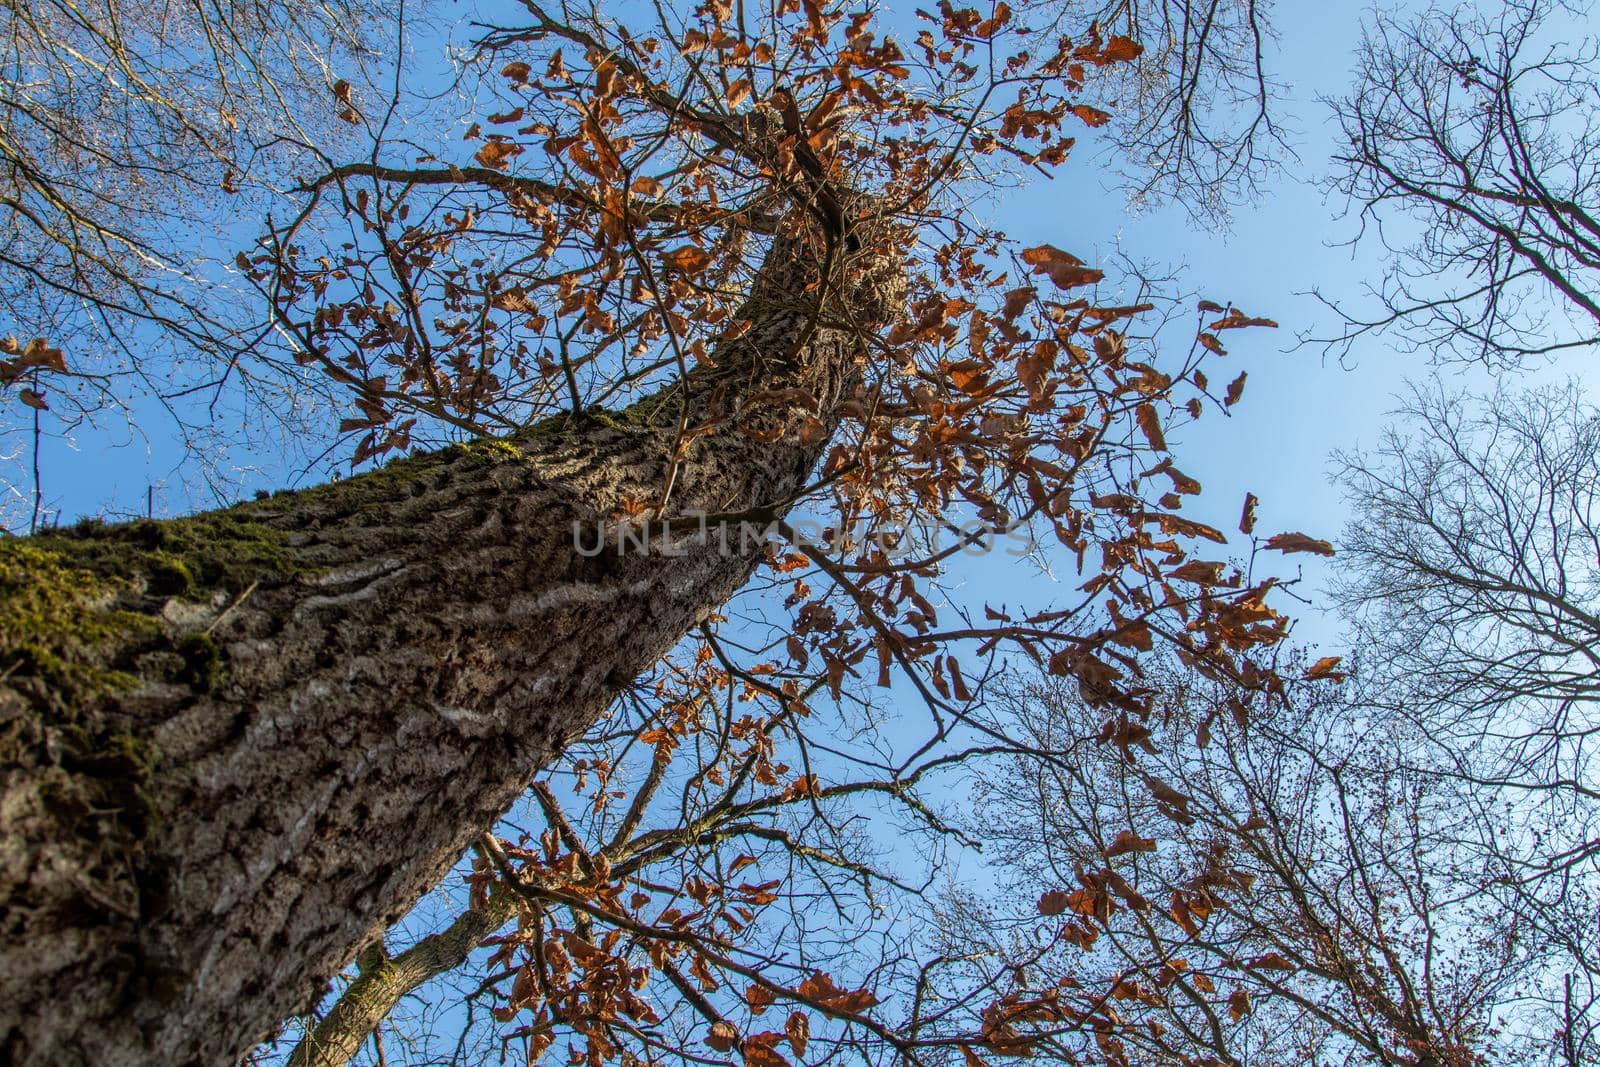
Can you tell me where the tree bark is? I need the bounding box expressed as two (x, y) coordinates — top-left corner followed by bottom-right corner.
(0, 230), (900, 1065)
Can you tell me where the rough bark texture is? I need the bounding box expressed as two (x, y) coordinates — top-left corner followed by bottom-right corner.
(0, 232), (900, 1065)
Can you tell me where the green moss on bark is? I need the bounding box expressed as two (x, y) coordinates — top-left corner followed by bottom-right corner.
(250, 449), (443, 514)
(0, 543), (156, 700)
(34, 512), (299, 595)
(174, 632), (225, 693)
(465, 437), (526, 460)
(0, 544), (172, 902)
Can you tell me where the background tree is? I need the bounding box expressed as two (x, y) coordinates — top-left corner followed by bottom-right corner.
(955, 661), (1569, 1067)
(927, 381), (1600, 1067)
(0, 0), (391, 471)
(1332, 380), (1600, 1063)
(0, 0), (1291, 1062)
(1312, 0), (1600, 365)
(1071, 0), (1285, 223)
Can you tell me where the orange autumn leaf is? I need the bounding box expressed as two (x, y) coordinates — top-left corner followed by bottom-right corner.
(785, 1011), (809, 1058)
(706, 1021), (739, 1052)
(797, 971), (879, 1013)
(1224, 371), (1247, 407)
(1263, 532), (1334, 556)
(1001, 286), (1036, 319)
(1, 337), (67, 386)
(1070, 103), (1112, 128)
(777, 775), (817, 801)
(946, 361), (989, 393)
(1101, 35), (1143, 63)
(663, 245), (713, 274)
(474, 139), (523, 170)
(1304, 656), (1345, 681)
(1065, 887), (1101, 917)
(1020, 244), (1104, 289)
(1104, 830), (1157, 858)
(1109, 621), (1153, 651)
(746, 983), (778, 1014)
(1209, 308), (1280, 331)
(743, 1036), (791, 1067)
(1135, 403), (1166, 451)
(1156, 511), (1227, 543)
(1247, 953), (1298, 972)
(1167, 560), (1225, 585)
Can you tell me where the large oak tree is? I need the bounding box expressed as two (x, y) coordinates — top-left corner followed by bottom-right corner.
(1, 0), (1290, 1063)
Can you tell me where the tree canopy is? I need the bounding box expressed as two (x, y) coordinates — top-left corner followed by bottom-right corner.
(2, 1), (1597, 1066)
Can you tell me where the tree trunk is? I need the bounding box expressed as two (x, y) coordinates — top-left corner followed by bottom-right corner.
(0, 231), (900, 1065)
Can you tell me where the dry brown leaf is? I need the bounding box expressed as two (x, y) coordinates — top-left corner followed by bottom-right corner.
(1224, 371), (1247, 407)
(1303, 655), (1345, 681)
(1263, 532), (1334, 556)
(1136, 403), (1166, 451)
(1239, 492), (1258, 535)
(1104, 830), (1157, 858)
(474, 140), (523, 171)
(785, 1011), (809, 1059)
(706, 1021), (739, 1052)
(1020, 245), (1104, 289)
(663, 245), (713, 274)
